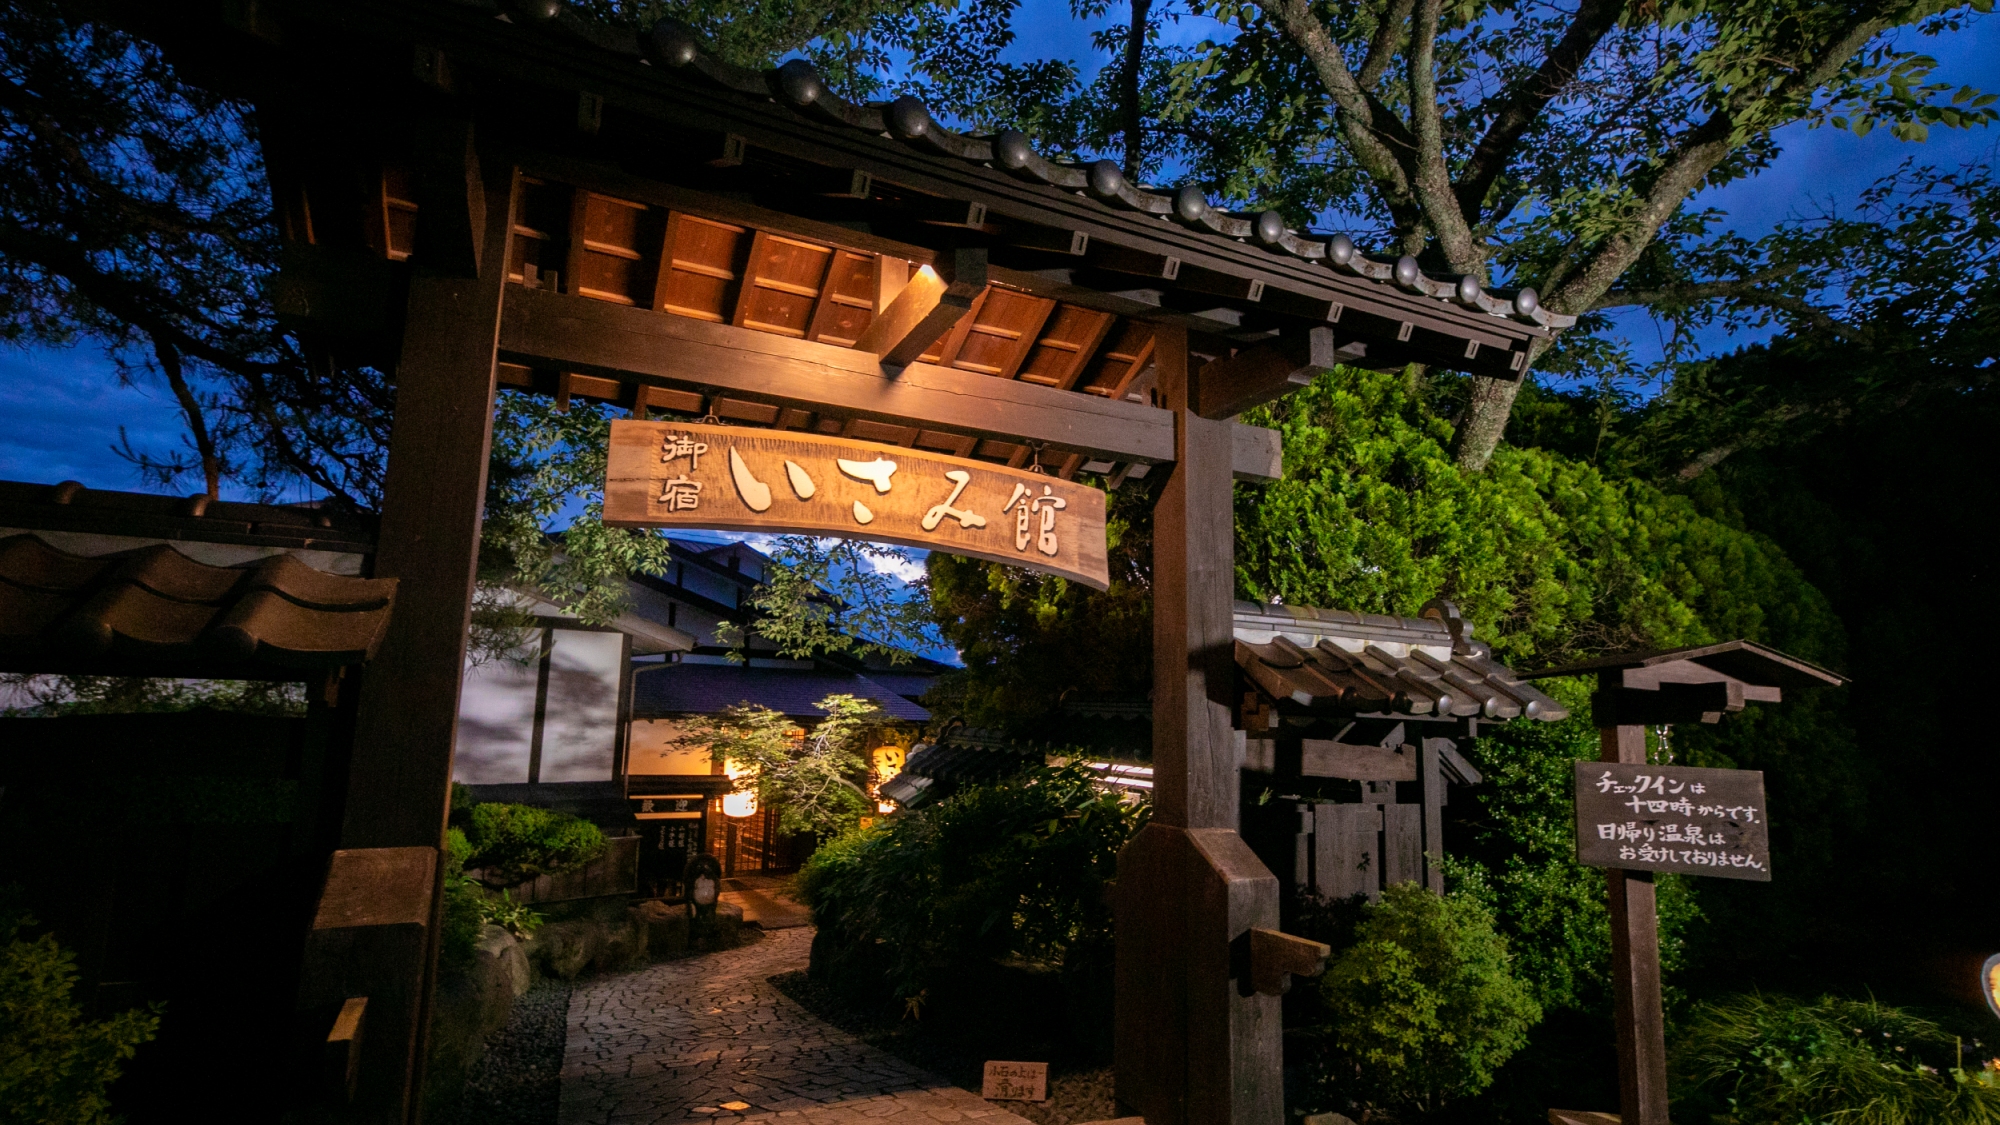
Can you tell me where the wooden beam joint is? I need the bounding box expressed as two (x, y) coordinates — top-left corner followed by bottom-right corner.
(853, 247), (987, 365)
(1195, 327), (1334, 420)
(1247, 928), (1331, 996)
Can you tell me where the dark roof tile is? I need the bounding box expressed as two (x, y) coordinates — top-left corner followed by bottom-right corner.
(0, 534), (396, 677)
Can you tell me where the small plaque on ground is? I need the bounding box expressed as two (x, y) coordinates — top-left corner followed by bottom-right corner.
(1573, 761), (1771, 882)
(982, 1060), (1048, 1102)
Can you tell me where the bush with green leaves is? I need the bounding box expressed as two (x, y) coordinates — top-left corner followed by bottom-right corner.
(438, 828), (547, 975)
(796, 764), (1145, 1007)
(1305, 882), (1542, 1120)
(439, 828), (486, 975)
(460, 803), (607, 887)
(1672, 993), (2000, 1125)
(0, 898), (159, 1125)
(676, 694), (887, 838)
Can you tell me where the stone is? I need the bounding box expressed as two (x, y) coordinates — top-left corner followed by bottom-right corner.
(526, 920), (598, 981)
(428, 925), (531, 1098)
(634, 899), (691, 960)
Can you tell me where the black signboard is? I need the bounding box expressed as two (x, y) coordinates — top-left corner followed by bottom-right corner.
(1573, 762), (1771, 882)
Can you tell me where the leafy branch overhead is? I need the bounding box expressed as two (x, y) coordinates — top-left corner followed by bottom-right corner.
(976, 0), (2000, 468)
(675, 693), (893, 837)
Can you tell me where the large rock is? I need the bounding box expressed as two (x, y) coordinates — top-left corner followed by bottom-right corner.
(428, 925), (531, 1100)
(526, 912), (656, 980)
(634, 900), (690, 959)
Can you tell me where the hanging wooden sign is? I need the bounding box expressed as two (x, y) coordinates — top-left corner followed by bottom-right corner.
(602, 420), (1110, 589)
(1573, 761), (1771, 882)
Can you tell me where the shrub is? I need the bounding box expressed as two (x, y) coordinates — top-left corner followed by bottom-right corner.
(797, 764), (1144, 1007)
(0, 897), (160, 1125)
(438, 827), (485, 975)
(461, 803), (606, 886)
(1307, 882), (1542, 1119)
(1672, 993), (2000, 1125)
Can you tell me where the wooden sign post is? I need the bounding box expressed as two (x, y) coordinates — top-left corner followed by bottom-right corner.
(1530, 641), (1846, 1125)
(603, 420), (1110, 589)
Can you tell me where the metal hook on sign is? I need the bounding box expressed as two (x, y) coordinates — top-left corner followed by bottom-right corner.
(698, 390), (722, 427)
(1027, 443), (1046, 475)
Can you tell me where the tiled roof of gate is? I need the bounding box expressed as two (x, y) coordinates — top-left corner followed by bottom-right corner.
(0, 534), (397, 677)
(472, 2), (1574, 333)
(1233, 600), (1567, 722)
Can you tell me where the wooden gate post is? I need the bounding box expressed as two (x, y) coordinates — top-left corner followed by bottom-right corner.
(298, 121), (518, 1122)
(1602, 723), (1670, 1125)
(1115, 323), (1284, 1125)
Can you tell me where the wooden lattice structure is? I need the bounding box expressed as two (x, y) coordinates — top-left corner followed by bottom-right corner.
(99, 1), (1566, 1120)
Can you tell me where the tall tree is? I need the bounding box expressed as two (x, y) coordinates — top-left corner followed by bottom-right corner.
(1159, 0), (1998, 468)
(0, 0), (393, 504)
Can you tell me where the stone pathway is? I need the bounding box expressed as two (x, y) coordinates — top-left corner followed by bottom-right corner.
(559, 928), (1031, 1125)
(720, 876), (813, 931)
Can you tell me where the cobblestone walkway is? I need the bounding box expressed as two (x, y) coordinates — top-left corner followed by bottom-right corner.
(559, 928), (1030, 1125)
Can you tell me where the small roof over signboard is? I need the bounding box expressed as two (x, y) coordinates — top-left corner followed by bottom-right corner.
(1527, 638), (1847, 693)
(1526, 638), (1846, 726)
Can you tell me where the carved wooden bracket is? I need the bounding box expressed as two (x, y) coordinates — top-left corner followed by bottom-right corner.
(1248, 927), (1331, 996)
(326, 996), (368, 1103)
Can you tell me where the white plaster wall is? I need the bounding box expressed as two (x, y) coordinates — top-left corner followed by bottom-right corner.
(537, 628), (625, 782)
(454, 642), (540, 784)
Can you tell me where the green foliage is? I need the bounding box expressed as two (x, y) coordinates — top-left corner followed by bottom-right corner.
(481, 394), (674, 637)
(718, 537), (943, 667)
(461, 804), (608, 887)
(439, 827), (485, 975)
(1446, 684), (1702, 1017)
(477, 892), (543, 939)
(1306, 883), (1542, 1119)
(439, 828), (545, 973)
(676, 694), (886, 838)
(927, 481), (1154, 730)
(0, 675), (305, 717)
(0, 896), (160, 1125)
(796, 764), (1145, 1003)
(1672, 994), (2000, 1125)
(1236, 366), (1844, 669)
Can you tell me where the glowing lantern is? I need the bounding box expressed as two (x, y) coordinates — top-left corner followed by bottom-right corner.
(721, 758), (758, 819)
(1983, 953), (2000, 1020)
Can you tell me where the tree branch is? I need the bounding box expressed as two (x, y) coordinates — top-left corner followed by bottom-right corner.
(1594, 276), (1865, 342)
(1545, 12), (1895, 315)
(1121, 0), (1151, 181)
(1453, 0), (1625, 222)
(1253, 0), (1420, 222)
(149, 337), (221, 499)
(1358, 0), (1414, 89)
(1406, 0), (1482, 273)
(0, 224), (282, 381)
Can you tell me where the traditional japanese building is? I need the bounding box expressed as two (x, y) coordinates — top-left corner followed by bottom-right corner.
(453, 534), (940, 888)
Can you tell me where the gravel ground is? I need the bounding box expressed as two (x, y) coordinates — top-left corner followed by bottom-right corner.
(768, 971), (1119, 1125)
(445, 975), (574, 1125)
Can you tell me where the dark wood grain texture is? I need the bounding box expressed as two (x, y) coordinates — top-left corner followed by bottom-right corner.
(499, 284), (1178, 464)
(1194, 327), (1333, 420)
(1603, 724), (1670, 1125)
(330, 146), (517, 1123)
(1150, 321), (1241, 831)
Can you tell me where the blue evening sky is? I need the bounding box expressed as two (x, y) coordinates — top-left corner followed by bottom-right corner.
(2, 3), (1994, 500)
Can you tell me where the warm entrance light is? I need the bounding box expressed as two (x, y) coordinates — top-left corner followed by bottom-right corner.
(721, 758), (758, 819)
(1983, 953), (2000, 1020)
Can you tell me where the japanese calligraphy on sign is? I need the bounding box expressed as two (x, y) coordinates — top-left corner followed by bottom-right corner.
(981, 1061), (1049, 1103)
(1572, 761), (1772, 883)
(602, 420), (1110, 589)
